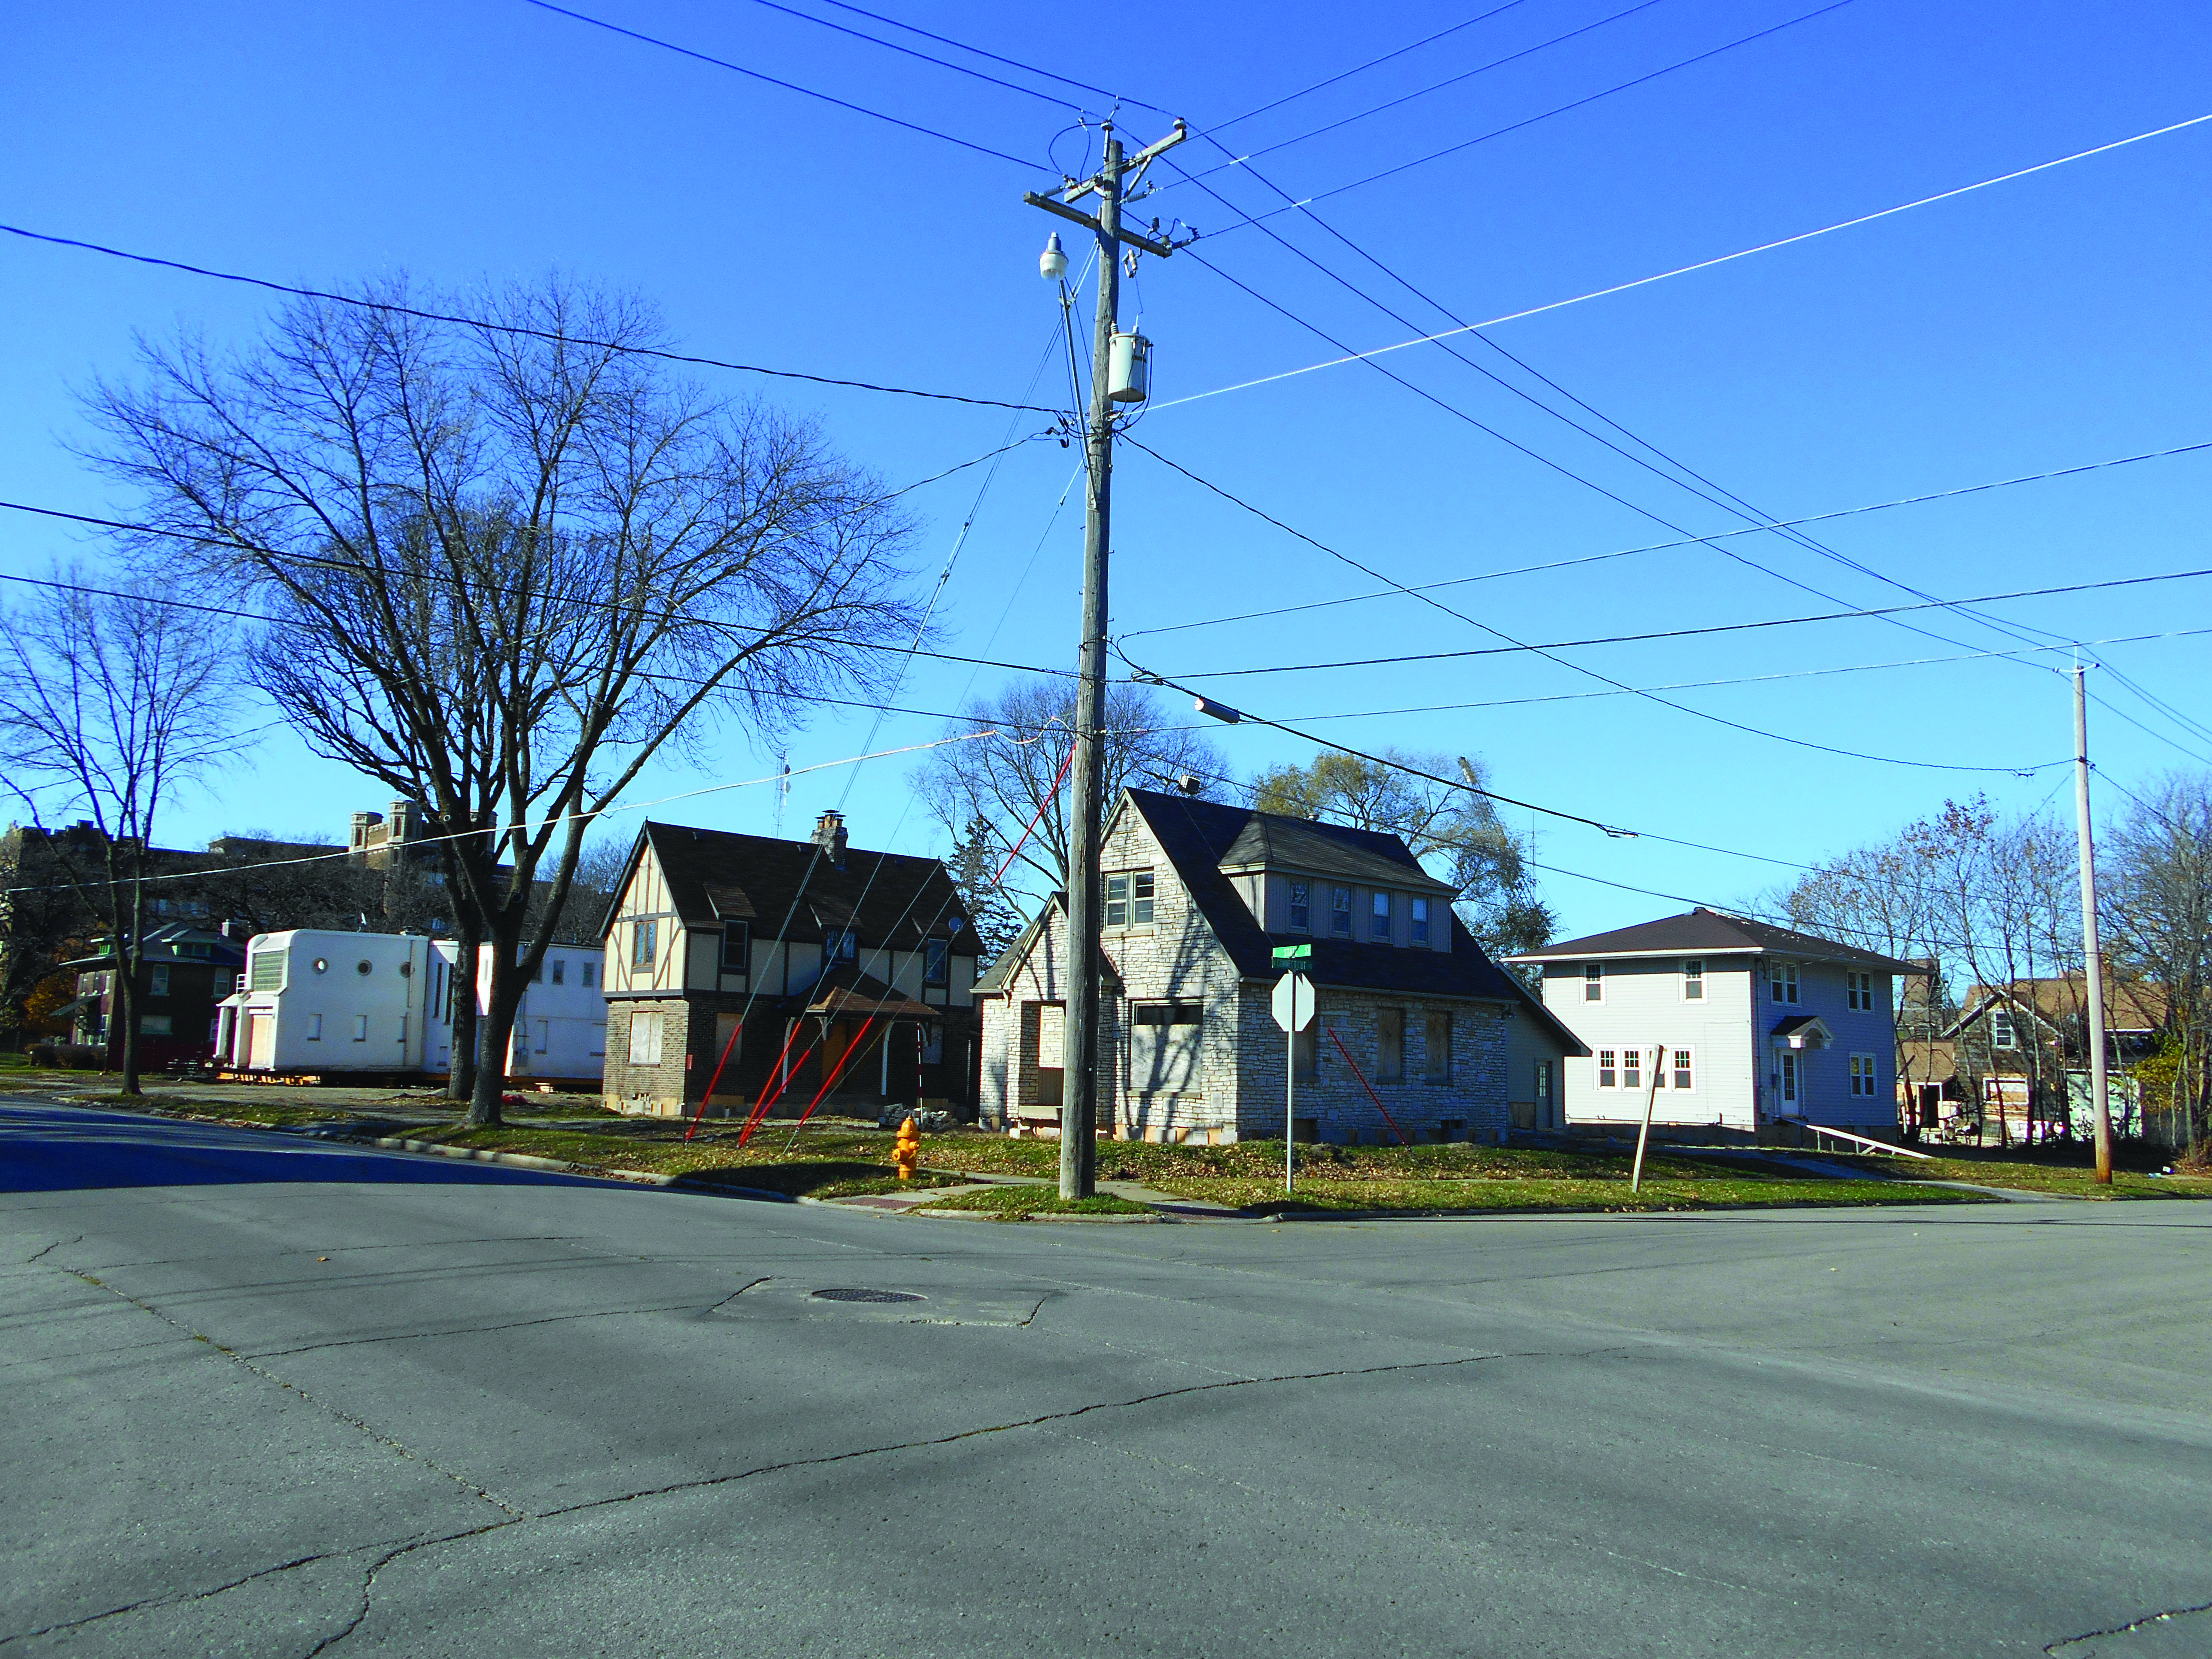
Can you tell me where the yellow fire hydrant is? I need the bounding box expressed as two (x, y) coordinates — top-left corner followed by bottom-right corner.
(893, 1115), (921, 1182)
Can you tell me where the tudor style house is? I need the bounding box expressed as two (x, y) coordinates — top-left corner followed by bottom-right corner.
(976, 789), (1583, 1144)
(1508, 908), (1920, 1141)
(599, 812), (978, 1118)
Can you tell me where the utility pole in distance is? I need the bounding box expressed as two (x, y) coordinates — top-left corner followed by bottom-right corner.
(1025, 118), (1186, 1200)
(2072, 662), (2114, 1184)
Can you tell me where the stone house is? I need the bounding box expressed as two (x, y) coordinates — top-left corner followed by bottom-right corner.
(599, 812), (978, 1118)
(976, 789), (1582, 1144)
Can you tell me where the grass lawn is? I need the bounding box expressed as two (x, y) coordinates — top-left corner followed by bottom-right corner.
(1893, 1148), (2212, 1200)
(917, 1185), (1153, 1219)
(55, 1092), (2210, 1214)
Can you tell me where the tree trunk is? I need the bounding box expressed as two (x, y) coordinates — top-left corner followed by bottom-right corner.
(466, 923), (526, 1128)
(116, 873), (144, 1096)
(447, 933), (480, 1104)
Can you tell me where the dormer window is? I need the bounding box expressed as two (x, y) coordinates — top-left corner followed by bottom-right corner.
(823, 927), (858, 963)
(1410, 896), (1429, 945)
(1288, 880), (1310, 932)
(1370, 890), (1392, 941)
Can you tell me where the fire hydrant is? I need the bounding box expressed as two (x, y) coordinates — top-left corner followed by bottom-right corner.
(893, 1115), (921, 1182)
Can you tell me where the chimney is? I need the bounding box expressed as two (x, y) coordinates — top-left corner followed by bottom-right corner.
(349, 810), (382, 852)
(812, 809), (848, 869)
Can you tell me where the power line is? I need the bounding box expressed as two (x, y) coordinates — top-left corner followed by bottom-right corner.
(1157, 107), (2212, 409)
(0, 500), (1078, 681)
(735, 0), (1085, 110)
(1211, 0), (1536, 132)
(801, 0), (1164, 115)
(517, 0), (1047, 169)
(1182, 2), (1854, 235)
(1185, 0), (1674, 181)
(0, 222), (1059, 415)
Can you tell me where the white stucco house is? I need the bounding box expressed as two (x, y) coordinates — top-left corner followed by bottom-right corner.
(217, 928), (607, 1085)
(1507, 908), (1918, 1141)
(977, 789), (1584, 1145)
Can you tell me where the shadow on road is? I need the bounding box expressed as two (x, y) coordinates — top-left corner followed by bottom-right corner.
(0, 1101), (605, 1196)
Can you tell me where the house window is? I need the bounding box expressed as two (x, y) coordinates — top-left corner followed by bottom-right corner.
(921, 1024), (944, 1065)
(1771, 962), (1799, 1004)
(1410, 896), (1429, 945)
(1376, 1006), (1405, 1084)
(552, 957), (566, 987)
(1778, 1050), (1802, 1105)
(631, 919), (657, 969)
(149, 965), (171, 997)
(1535, 1059), (1554, 1106)
(306, 1013), (322, 1041)
(1990, 1009), (2016, 1050)
(628, 1011), (663, 1066)
(1583, 963), (1603, 1003)
(1850, 1053), (1878, 1096)
(1621, 1046), (1643, 1091)
(582, 962), (596, 989)
(1331, 886), (1352, 937)
(824, 928), (858, 963)
(1673, 1047), (1694, 1091)
(1424, 1012), (1452, 1084)
(1682, 959), (1703, 1000)
(721, 922), (750, 974)
(1598, 1048), (1617, 1088)
(138, 1013), (173, 1037)
(1130, 1002), (1202, 1094)
(1104, 872), (1155, 928)
(1846, 971), (1873, 1011)
(1288, 879), (1310, 932)
(353, 1015), (369, 1042)
(536, 1019), (550, 1055)
(924, 938), (949, 986)
(1371, 891), (1393, 942)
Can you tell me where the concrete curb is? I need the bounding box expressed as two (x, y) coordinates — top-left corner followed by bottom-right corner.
(347, 1134), (802, 1203)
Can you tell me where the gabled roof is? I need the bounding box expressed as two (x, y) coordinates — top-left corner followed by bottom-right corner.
(606, 822), (968, 951)
(1945, 975), (2166, 1040)
(1771, 1014), (1834, 1047)
(1507, 907), (1921, 973)
(1215, 813), (1454, 894)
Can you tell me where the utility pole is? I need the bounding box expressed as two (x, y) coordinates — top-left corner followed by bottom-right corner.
(2073, 662), (2114, 1184)
(1025, 118), (1186, 1199)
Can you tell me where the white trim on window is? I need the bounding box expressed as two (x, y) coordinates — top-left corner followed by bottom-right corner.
(1583, 962), (1603, 1003)
(1682, 958), (1703, 1000)
(1849, 1052), (1878, 1097)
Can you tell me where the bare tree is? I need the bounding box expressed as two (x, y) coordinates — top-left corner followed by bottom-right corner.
(85, 277), (926, 1124)
(0, 568), (232, 1093)
(1249, 748), (1553, 956)
(915, 678), (1226, 902)
(2104, 772), (2212, 1152)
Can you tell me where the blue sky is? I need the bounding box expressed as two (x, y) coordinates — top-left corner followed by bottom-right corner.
(4, 0), (2209, 936)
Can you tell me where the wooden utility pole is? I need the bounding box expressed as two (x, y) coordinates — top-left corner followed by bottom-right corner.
(2073, 663), (2114, 1184)
(1024, 118), (1185, 1199)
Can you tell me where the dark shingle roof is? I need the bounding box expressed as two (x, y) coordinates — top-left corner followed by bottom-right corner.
(1215, 814), (1454, 893)
(1507, 907), (1921, 973)
(1119, 791), (1582, 1049)
(609, 823), (968, 951)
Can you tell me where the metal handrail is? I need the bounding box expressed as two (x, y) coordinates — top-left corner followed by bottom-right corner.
(1796, 1122), (1933, 1161)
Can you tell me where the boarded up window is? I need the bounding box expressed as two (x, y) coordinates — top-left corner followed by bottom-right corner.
(1425, 1012), (1452, 1084)
(1130, 1002), (1201, 1095)
(1036, 1003), (1065, 1070)
(1376, 1006), (1405, 1084)
(628, 1010), (663, 1066)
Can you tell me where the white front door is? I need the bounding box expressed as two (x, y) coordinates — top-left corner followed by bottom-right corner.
(1776, 1049), (1802, 1115)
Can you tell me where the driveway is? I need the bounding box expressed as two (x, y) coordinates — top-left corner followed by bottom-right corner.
(5, 1098), (2209, 1656)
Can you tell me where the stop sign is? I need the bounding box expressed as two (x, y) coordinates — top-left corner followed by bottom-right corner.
(1271, 972), (1315, 1033)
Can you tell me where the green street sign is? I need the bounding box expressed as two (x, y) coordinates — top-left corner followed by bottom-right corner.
(1271, 943), (1312, 960)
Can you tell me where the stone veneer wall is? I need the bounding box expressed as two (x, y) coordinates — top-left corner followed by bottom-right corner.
(600, 1000), (695, 1116)
(1234, 986), (1510, 1145)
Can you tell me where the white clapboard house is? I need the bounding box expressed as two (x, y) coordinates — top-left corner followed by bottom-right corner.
(217, 928), (607, 1085)
(1507, 908), (1917, 1141)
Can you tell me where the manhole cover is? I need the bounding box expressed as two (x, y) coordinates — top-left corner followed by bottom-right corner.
(811, 1287), (925, 1304)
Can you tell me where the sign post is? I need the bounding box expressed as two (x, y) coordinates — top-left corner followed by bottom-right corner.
(1271, 946), (1316, 1194)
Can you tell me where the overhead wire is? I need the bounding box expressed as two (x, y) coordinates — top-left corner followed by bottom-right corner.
(1210, 0), (1537, 132)
(517, 0), (1048, 169)
(0, 222), (1058, 415)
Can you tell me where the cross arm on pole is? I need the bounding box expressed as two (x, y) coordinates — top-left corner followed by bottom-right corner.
(1022, 192), (1179, 259)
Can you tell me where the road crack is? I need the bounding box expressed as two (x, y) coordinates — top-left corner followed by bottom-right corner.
(539, 1341), (1627, 1520)
(18, 1234), (81, 1265)
(2046, 1598), (2212, 1653)
(62, 1269), (525, 1518)
(246, 1300), (715, 1359)
(0, 1543), (379, 1648)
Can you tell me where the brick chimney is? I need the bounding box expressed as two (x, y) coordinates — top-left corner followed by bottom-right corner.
(812, 809), (848, 869)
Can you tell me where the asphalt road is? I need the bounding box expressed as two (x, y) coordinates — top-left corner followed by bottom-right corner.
(5, 1099), (2210, 1658)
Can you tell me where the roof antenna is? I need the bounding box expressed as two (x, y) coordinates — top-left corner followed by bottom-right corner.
(774, 752), (790, 840)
